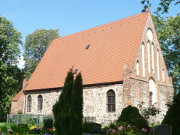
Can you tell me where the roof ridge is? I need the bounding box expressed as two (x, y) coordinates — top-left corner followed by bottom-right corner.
(53, 12), (148, 42)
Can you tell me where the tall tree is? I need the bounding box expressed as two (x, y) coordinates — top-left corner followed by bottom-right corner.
(24, 29), (60, 79)
(0, 15), (23, 121)
(152, 14), (180, 94)
(0, 15), (22, 65)
(70, 73), (83, 135)
(53, 69), (74, 135)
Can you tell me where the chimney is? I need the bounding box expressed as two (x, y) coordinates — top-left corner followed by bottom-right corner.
(23, 79), (28, 89)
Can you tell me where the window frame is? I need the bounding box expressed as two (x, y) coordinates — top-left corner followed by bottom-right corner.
(107, 90), (116, 112)
(38, 95), (43, 113)
(27, 95), (32, 112)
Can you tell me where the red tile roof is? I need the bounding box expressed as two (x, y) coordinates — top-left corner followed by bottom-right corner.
(25, 12), (149, 91)
(12, 89), (24, 102)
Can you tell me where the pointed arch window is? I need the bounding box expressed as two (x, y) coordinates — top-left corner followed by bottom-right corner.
(149, 92), (153, 107)
(107, 90), (115, 112)
(157, 49), (160, 80)
(147, 42), (150, 73)
(151, 43), (154, 74)
(38, 95), (43, 113)
(142, 43), (145, 77)
(162, 68), (165, 82)
(27, 95), (31, 112)
(136, 60), (140, 76)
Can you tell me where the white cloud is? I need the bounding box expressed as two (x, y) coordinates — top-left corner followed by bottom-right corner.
(18, 54), (25, 69)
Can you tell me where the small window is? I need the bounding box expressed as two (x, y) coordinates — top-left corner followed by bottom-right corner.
(107, 90), (115, 112)
(86, 44), (90, 49)
(162, 68), (165, 82)
(27, 95), (31, 112)
(38, 95), (43, 113)
(74, 69), (78, 74)
(136, 60), (140, 76)
(149, 92), (153, 107)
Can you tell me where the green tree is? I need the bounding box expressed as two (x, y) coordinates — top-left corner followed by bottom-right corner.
(162, 93), (180, 135)
(24, 29), (60, 79)
(152, 14), (180, 93)
(53, 69), (74, 135)
(70, 73), (83, 135)
(141, 0), (180, 14)
(0, 15), (23, 121)
(0, 15), (22, 65)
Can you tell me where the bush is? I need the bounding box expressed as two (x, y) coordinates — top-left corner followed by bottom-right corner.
(117, 105), (149, 131)
(104, 121), (148, 135)
(162, 93), (180, 135)
(43, 119), (53, 129)
(82, 121), (102, 134)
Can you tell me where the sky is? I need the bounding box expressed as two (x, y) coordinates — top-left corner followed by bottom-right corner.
(0, 0), (179, 68)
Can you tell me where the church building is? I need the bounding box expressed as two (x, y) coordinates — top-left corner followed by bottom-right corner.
(11, 9), (174, 125)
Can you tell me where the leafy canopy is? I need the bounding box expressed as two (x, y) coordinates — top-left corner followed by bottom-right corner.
(24, 29), (60, 79)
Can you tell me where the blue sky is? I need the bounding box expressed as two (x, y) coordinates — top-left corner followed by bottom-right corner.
(0, 0), (179, 68)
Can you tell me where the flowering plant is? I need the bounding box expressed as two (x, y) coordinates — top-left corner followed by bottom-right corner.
(106, 121), (148, 135)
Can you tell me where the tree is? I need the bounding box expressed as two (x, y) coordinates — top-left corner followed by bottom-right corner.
(53, 69), (74, 135)
(0, 15), (22, 65)
(0, 15), (23, 122)
(24, 29), (60, 79)
(141, 0), (180, 15)
(162, 93), (180, 135)
(152, 14), (180, 94)
(70, 73), (83, 135)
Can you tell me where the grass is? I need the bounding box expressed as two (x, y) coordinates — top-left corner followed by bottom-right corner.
(149, 123), (161, 127)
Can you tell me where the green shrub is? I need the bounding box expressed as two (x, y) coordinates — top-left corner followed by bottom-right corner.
(43, 119), (53, 129)
(162, 93), (180, 135)
(117, 105), (149, 131)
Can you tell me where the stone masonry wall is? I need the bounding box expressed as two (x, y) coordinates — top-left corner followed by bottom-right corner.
(25, 84), (123, 125)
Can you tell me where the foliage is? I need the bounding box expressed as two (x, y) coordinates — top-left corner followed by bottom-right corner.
(117, 105), (149, 131)
(141, 0), (180, 15)
(139, 102), (160, 124)
(0, 15), (24, 122)
(24, 28), (60, 79)
(152, 14), (180, 94)
(0, 60), (23, 122)
(0, 15), (22, 65)
(162, 93), (180, 135)
(53, 69), (74, 135)
(70, 73), (83, 134)
(104, 121), (148, 135)
(43, 119), (53, 129)
(82, 120), (90, 133)
(53, 69), (83, 135)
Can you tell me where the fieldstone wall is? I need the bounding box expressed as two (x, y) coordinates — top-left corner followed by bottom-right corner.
(83, 84), (124, 125)
(25, 90), (61, 115)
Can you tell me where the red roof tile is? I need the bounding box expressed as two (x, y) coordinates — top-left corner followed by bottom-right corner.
(25, 12), (149, 91)
(12, 89), (24, 102)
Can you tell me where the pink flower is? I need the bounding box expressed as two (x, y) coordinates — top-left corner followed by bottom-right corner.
(107, 130), (109, 133)
(119, 126), (123, 131)
(112, 129), (116, 133)
(142, 128), (147, 132)
(128, 124), (130, 128)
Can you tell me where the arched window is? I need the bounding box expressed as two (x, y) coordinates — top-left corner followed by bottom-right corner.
(38, 95), (43, 113)
(147, 42), (150, 73)
(142, 43), (145, 77)
(149, 92), (153, 107)
(157, 49), (160, 80)
(151, 43), (154, 74)
(107, 90), (115, 112)
(162, 68), (165, 82)
(149, 78), (157, 106)
(136, 60), (140, 76)
(27, 95), (31, 112)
